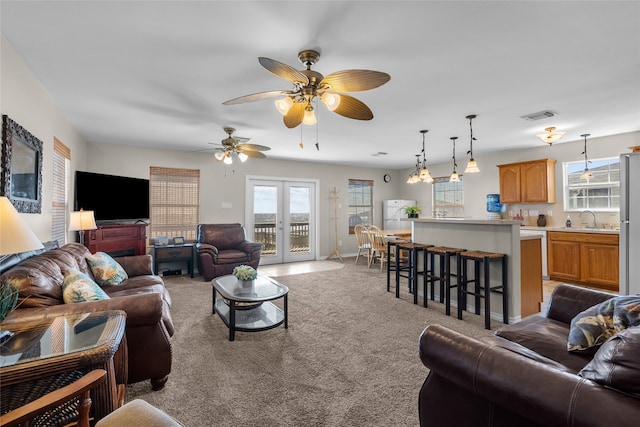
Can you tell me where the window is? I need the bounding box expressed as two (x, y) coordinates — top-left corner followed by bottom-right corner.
(348, 179), (373, 234)
(149, 167), (200, 241)
(432, 176), (464, 218)
(563, 157), (619, 212)
(52, 138), (70, 245)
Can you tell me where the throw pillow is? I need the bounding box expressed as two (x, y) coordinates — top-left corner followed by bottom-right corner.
(86, 252), (128, 286)
(567, 295), (640, 353)
(62, 268), (110, 303)
(579, 326), (640, 398)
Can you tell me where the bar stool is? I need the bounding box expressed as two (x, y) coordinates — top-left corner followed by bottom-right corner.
(394, 242), (433, 304)
(425, 246), (465, 314)
(457, 250), (508, 330)
(386, 239), (411, 293)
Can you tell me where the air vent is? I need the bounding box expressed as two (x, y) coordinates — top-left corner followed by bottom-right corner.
(372, 152), (388, 157)
(520, 110), (558, 121)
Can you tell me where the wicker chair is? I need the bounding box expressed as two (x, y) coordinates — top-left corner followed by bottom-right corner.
(0, 370), (183, 427)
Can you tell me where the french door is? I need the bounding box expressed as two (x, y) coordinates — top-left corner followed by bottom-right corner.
(246, 177), (317, 265)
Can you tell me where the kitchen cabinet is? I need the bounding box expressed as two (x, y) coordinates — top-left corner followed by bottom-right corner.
(497, 159), (556, 204)
(520, 235), (543, 317)
(548, 231), (619, 291)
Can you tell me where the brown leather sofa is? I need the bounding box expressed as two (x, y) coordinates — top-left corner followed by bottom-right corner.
(0, 243), (173, 391)
(418, 284), (640, 427)
(196, 223), (263, 281)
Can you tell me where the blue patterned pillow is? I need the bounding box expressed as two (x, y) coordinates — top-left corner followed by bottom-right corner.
(568, 295), (640, 353)
(86, 252), (128, 286)
(62, 268), (110, 303)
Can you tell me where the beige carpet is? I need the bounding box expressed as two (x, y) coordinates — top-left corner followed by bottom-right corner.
(126, 259), (496, 426)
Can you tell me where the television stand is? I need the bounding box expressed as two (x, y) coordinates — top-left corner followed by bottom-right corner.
(83, 223), (147, 256)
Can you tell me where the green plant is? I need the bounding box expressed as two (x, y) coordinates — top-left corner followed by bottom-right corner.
(404, 206), (421, 215)
(232, 265), (258, 281)
(0, 283), (20, 323)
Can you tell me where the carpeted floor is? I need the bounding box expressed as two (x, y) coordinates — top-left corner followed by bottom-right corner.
(125, 258), (497, 426)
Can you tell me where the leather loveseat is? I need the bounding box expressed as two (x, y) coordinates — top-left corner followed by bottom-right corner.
(0, 243), (174, 391)
(418, 284), (640, 427)
(196, 223), (263, 281)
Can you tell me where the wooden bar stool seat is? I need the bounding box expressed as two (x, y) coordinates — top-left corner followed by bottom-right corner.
(457, 250), (508, 329)
(425, 246), (465, 314)
(395, 242), (433, 304)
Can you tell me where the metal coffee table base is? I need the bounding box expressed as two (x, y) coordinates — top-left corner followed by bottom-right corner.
(214, 297), (288, 341)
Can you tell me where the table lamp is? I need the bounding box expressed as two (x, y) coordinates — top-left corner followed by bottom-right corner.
(69, 209), (97, 245)
(0, 196), (44, 256)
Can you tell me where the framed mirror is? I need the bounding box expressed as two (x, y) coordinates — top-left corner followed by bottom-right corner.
(1, 115), (43, 213)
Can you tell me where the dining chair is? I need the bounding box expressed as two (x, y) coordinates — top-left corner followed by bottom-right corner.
(354, 224), (371, 265)
(367, 226), (389, 271)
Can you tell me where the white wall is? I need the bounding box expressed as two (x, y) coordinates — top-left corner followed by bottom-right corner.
(1, 36), (88, 242)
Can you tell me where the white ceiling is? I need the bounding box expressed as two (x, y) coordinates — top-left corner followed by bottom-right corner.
(1, 1), (639, 169)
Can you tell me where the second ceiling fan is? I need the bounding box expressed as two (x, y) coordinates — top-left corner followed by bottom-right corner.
(223, 49), (390, 128)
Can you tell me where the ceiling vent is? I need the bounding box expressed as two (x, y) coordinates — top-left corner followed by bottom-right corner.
(520, 110), (558, 121)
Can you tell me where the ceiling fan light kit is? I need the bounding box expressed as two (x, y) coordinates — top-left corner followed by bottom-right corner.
(223, 49), (390, 129)
(212, 127), (270, 165)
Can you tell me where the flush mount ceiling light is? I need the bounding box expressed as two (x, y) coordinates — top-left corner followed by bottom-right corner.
(464, 114), (480, 173)
(212, 127), (270, 165)
(580, 133), (593, 179)
(449, 136), (461, 182)
(537, 126), (566, 145)
(223, 49), (390, 128)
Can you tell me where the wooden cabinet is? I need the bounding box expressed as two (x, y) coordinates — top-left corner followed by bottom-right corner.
(83, 223), (147, 256)
(520, 236), (543, 317)
(548, 231), (619, 291)
(497, 159), (556, 203)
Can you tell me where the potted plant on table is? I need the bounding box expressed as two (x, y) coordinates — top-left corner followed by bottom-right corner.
(233, 265), (258, 283)
(404, 206), (421, 218)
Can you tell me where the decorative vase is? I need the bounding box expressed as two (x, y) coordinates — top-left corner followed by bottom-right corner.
(408, 213), (419, 218)
(537, 214), (547, 227)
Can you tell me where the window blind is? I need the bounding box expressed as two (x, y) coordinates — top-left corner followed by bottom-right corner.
(52, 138), (70, 245)
(149, 167), (200, 241)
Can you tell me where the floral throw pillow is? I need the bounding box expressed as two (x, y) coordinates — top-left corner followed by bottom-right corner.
(567, 295), (640, 353)
(62, 268), (110, 304)
(86, 252), (128, 286)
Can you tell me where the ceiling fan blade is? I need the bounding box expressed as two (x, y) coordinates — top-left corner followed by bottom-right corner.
(259, 57), (309, 85)
(283, 102), (305, 128)
(240, 149), (267, 159)
(223, 90), (290, 105)
(320, 70), (391, 93)
(331, 94), (374, 120)
(237, 143), (271, 152)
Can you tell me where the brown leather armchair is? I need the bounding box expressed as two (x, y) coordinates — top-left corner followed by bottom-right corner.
(196, 223), (263, 281)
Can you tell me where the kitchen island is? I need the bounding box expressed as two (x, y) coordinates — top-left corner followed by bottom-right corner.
(406, 217), (540, 322)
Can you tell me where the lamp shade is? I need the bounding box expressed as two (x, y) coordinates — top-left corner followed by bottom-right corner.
(0, 196), (44, 255)
(68, 209), (97, 232)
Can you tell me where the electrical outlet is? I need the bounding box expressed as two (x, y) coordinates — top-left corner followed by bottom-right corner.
(338, 240), (342, 246)
(221, 202), (232, 209)
(547, 210), (553, 216)
(523, 210), (529, 217)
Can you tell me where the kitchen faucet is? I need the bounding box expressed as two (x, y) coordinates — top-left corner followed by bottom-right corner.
(579, 210), (597, 228)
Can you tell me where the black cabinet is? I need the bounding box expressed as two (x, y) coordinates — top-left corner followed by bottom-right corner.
(151, 244), (195, 278)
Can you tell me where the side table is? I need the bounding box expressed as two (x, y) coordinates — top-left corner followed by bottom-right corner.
(151, 244), (195, 277)
(0, 310), (127, 425)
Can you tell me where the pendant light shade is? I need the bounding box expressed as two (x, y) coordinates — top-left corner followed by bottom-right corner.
(407, 130), (433, 184)
(464, 114), (480, 173)
(537, 126), (565, 145)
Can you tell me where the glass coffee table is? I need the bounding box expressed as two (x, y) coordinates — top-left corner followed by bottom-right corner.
(212, 274), (289, 341)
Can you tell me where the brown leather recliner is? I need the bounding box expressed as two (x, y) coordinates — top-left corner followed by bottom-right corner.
(196, 223), (263, 281)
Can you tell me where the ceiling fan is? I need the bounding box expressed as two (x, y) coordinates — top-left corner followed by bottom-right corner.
(212, 127), (270, 165)
(222, 49), (391, 128)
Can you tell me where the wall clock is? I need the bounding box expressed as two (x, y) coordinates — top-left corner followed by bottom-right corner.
(383, 174), (391, 183)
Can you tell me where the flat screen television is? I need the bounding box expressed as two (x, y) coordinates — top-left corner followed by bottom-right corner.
(75, 171), (149, 222)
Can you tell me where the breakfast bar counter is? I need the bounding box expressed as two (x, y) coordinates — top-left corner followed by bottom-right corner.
(406, 217), (532, 322)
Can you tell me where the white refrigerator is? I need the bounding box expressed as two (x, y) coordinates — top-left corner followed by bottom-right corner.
(619, 152), (640, 295)
(382, 199), (416, 230)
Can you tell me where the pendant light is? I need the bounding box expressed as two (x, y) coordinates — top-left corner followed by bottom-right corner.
(464, 114), (480, 173)
(406, 154), (421, 184)
(537, 126), (565, 145)
(449, 137), (461, 182)
(418, 130), (433, 183)
(580, 133), (593, 179)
